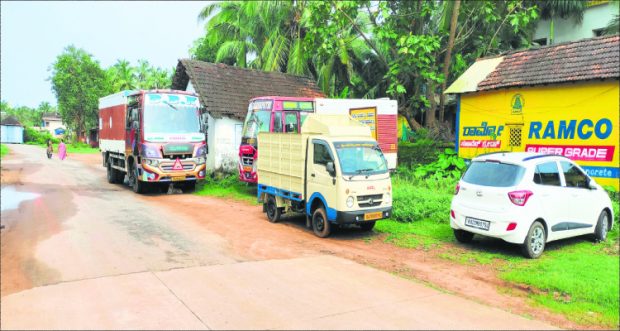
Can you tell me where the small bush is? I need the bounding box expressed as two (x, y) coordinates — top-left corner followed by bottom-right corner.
(23, 127), (59, 145)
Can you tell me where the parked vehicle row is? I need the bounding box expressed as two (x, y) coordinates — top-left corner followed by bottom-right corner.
(98, 90), (614, 258)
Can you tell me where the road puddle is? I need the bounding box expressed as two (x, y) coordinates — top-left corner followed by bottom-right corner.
(1, 186), (40, 211)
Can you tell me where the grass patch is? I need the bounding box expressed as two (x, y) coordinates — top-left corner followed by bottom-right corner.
(0, 144), (8, 158)
(194, 173), (258, 204)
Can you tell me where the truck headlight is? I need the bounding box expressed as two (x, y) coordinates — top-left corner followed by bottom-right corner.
(346, 196), (354, 208)
(196, 157), (206, 164)
(144, 158), (159, 166)
(384, 192), (391, 205)
(195, 144), (207, 157)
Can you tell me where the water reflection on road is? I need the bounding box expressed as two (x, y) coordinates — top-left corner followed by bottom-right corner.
(1, 186), (40, 212)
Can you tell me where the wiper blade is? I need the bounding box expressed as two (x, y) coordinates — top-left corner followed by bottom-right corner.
(356, 168), (374, 173)
(163, 100), (178, 110)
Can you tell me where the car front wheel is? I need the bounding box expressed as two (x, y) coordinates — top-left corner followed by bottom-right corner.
(594, 210), (609, 242)
(521, 221), (546, 259)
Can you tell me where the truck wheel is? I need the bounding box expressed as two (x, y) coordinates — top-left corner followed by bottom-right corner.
(266, 195), (281, 223)
(130, 165), (146, 194)
(360, 221), (376, 231)
(312, 207), (331, 238)
(107, 159), (117, 184)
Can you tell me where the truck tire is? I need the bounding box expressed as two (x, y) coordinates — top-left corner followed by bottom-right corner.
(266, 195), (281, 223)
(360, 221), (376, 231)
(130, 164), (146, 194)
(312, 207), (331, 238)
(107, 158), (123, 184)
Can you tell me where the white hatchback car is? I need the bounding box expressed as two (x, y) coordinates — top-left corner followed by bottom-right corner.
(450, 152), (614, 258)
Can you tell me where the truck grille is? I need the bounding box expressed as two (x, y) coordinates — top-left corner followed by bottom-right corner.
(357, 194), (382, 207)
(241, 154), (254, 166)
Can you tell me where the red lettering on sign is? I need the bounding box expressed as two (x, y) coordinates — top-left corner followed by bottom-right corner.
(459, 140), (502, 148)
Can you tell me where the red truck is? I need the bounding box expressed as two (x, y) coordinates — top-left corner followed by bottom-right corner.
(98, 90), (208, 193)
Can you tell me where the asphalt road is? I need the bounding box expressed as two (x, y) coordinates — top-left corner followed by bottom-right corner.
(0, 144), (557, 330)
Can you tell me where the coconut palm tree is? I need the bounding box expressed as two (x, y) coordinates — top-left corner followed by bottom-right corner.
(537, 0), (587, 44)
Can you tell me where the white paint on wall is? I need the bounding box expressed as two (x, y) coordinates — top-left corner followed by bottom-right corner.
(533, 2), (616, 44)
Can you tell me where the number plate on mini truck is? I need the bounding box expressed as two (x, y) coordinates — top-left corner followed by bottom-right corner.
(172, 176), (186, 182)
(364, 211), (383, 221)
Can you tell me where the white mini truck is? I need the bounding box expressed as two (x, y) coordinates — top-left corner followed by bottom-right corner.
(257, 115), (393, 237)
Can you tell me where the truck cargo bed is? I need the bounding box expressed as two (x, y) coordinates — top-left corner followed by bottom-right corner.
(257, 133), (306, 196)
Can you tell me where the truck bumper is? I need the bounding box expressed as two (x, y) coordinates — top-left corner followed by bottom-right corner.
(335, 207), (392, 224)
(141, 163), (207, 182)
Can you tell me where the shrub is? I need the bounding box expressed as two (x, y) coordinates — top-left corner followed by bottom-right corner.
(413, 148), (466, 180)
(23, 126), (59, 145)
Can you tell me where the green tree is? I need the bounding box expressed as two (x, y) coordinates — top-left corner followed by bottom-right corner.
(49, 45), (110, 141)
(107, 59), (136, 91)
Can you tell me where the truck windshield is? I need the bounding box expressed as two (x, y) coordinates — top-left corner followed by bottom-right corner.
(143, 94), (200, 135)
(242, 110), (271, 139)
(333, 141), (388, 176)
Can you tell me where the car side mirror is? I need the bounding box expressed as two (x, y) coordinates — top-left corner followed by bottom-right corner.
(326, 161), (336, 177)
(588, 178), (598, 190)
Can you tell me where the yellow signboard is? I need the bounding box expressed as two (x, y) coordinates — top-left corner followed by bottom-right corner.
(350, 107), (377, 139)
(457, 81), (619, 189)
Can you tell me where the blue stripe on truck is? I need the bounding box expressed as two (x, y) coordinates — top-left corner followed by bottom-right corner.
(257, 184), (304, 202)
(306, 192), (338, 222)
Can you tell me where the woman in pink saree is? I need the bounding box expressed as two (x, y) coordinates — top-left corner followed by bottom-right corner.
(58, 139), (67, 160)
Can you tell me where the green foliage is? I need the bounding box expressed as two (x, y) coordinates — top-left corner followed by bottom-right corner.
(1, 101), (57, 128)
(0, 144), (8, 159)
(390, 173), (455, 223)
(106, 59), (173, 92)
(49, 45), (110, 139)
(413, 148), (466, 180)
(194, 172), (258, 204)
(23, 127), (59, 145)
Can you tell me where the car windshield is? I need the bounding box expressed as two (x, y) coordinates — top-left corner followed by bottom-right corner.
(143, 101), (200, 135)
(462, 161), (526, 187)
(241, 110), (271, 139)
(334, 141), (388, 176)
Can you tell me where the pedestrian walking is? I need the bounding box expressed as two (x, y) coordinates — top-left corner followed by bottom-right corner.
(58, 139), (67, 160)
(46, 139), (53, 159)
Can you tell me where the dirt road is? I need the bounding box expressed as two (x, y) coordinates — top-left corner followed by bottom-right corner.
(1, 144), (559, 329)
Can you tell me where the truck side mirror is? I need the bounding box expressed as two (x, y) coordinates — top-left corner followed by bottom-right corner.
(326, 161), (336, 177)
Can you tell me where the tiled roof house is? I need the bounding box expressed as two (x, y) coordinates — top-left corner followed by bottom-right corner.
(171, 59), (324, 171)
(444, 35), (620, 189)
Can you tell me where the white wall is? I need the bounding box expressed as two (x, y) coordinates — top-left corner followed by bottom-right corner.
(205, 113), (243, 172)
(1, 125), (24, 144)
(533, 2), (616, 44)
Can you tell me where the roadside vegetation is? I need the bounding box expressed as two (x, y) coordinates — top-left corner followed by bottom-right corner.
(0, 144), (9, 158)
(195, 173), (258, 205)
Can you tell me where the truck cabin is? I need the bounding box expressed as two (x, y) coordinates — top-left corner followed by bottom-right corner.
(241, 96), (315, 146)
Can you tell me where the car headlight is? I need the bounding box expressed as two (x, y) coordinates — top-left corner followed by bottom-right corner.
(346, 196), (354, 208)
(384, 192), (392, 205)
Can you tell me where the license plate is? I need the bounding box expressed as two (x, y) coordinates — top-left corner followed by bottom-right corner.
(364, 211), (383, 221)
(172, 176), (186, 182)
(243, 166), (252, 172)
(465, 217), (490, 231)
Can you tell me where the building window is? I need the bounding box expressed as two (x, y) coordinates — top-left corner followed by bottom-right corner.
(533, 38), (547, 46)
(593, 28), (605, 37)
(509, 127), (522, 147)
(45, 121), (50, 127)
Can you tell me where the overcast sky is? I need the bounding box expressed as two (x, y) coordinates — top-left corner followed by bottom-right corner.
(1, 1), (209, 108)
